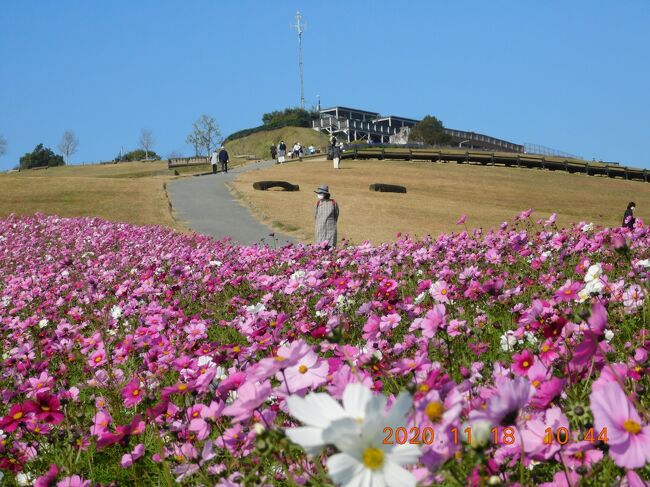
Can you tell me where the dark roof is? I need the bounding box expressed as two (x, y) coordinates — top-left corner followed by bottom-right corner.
(320, 106), (380, 116)
(378, 115), (421, 123)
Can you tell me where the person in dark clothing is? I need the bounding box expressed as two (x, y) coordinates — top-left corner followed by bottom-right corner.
(623, 202), (636, 229)
(270, 145), (277, 161)
(218, 147), (229, 174)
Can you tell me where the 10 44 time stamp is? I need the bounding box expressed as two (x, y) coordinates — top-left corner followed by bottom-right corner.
(383, 426), (608, 446)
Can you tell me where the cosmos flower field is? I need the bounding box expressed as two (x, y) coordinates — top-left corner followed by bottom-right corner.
(0, 212), (649, 486)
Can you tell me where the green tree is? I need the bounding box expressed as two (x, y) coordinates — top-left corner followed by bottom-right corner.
(115, 149), (161, 162)
(408, 115), (452, 145)
(19, 144), (65, 169)
(261, 108), (316, 128)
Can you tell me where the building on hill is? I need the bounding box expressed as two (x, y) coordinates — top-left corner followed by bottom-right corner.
(312, 105), (524, 153)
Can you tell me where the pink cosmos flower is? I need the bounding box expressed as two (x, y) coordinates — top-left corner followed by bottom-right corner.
(456, 214), (467, 225)
(0, 401), (38, 432)
(521, 406), (569, 460)
(222, 380), (272, 423)
(33, 393), (65, 424)
(623, 284), (644, 310)
(281, 350), (328, 392)
(430, 280), (451, 303)
(25, 371), (55, 398)
(88, 348), (107, 368)
(511, 349), (535, 376)
(56, 475), (90, 487)
(121, 378), (145, 407)
(96, 415), (145, 449)
(416, 304), (447, 338)
(34, 463), (58, 487)
(554, 279), (581, 302)
(379, 313), (401, 332)
(561, 442), (603, 469)
(590, 381), (650, 468)
(470, 377), (534, 427)
(90, 411), (112, 436)
(120, 443), (145, 468)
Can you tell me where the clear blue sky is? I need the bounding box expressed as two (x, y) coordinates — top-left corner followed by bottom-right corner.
(1, 1), (649, 169)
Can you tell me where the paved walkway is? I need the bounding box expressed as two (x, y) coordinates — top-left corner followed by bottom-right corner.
(166, 160), (299, 246)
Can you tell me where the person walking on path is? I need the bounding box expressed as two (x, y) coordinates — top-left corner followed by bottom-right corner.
(623, 201), (636, 229)
(218, 147), (229, 174)
(332, 143), (342, 169)
(314, 184), (339, 248)
(277, 141), (287, 164)
(210, 149), (219, 174)
(270, 145), (277, 162)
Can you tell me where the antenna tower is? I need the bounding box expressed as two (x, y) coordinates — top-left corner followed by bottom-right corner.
(293, 10), (306, 109)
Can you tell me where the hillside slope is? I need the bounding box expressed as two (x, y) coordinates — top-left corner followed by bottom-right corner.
(224, 127), (329, 159)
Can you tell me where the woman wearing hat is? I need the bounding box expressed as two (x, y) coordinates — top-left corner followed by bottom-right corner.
(623, 201), (636, 230)
(314, 184), (339, 248)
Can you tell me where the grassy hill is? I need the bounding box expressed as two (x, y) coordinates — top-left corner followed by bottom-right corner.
(224, 127), (329, 160)
(229, 157), (649, 244)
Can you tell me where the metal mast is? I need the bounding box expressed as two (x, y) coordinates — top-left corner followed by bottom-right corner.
(293, 10), (306, 109)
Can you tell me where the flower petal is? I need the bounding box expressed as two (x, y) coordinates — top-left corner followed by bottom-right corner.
(343, 383), (373, 418)
(287, 393), (346, 428)
(327, 452), (363, 486)
(383, 460), (417, 487)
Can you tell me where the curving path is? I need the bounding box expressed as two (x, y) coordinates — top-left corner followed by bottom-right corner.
(166, 160), (298, 246)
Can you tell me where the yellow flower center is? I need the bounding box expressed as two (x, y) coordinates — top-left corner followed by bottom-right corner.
(362, 447), (384, 470)
(274, 355), (286, 362)
(425, 401), (444, 423)
(41, 406), (50, 411)
(419, 384), (430, 393)
(12, 412), (23, 420)
(623, 419), (642, 434)
(564, 289), (572, 294)
(522, 361), (530, 368)
(441, 289), (447, 295)
(178, 384), (188, 391)
(532, 380), (540, 388)
(132, 389), (140, 396)
(94, 356), (103, 363)
(541, 345), (550, 352)
(233, 346), (241, 353)
(298, 364), (308, 374)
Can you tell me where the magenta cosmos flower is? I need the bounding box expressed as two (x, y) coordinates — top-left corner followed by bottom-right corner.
(590, 381), (650, 468)
(121, 378), (145, 407)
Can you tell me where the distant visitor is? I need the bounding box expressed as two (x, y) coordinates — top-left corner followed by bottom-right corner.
(314, 184), (339, 248)
(332, 143), (342, 170)
(218, 146), (229, 174)
(210, 148), (219, 174)
(623, 202), (636, 230)
(277, 141), (287, 164)
(270, 144), (277, 161)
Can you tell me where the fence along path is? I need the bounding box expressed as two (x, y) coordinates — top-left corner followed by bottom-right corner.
(342, 147), (649, 183)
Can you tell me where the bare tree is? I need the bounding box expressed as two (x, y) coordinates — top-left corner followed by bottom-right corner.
(187, 115), (221, 159)
(185, 132), (201, 157)
(58, 130), (79, 164)
(0, 135), (6, 157)
(138, 129), (155, 161)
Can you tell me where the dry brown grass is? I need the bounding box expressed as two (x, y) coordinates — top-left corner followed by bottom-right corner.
(229, 158), (650, 244)
(0, 161), (184, 229)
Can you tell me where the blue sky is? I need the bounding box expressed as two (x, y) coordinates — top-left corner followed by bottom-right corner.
(1, 1), (649, 169)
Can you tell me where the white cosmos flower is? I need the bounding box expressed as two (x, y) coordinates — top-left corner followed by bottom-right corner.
(286, 383), (419, 486)
(604, 329), (614, 342)
(285, 383), (382, 455)
(326, 394), (420, 487)
(584, 263), (603, 283)
(414, 291), (427, 305)
(245, 303), (266, 314)
(499, 331), (519, 352)
(110, 305), (123, 320)
(636, 259), (650, 268)
(582, 223), (594, 232)
(38, 318), (49, 329)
